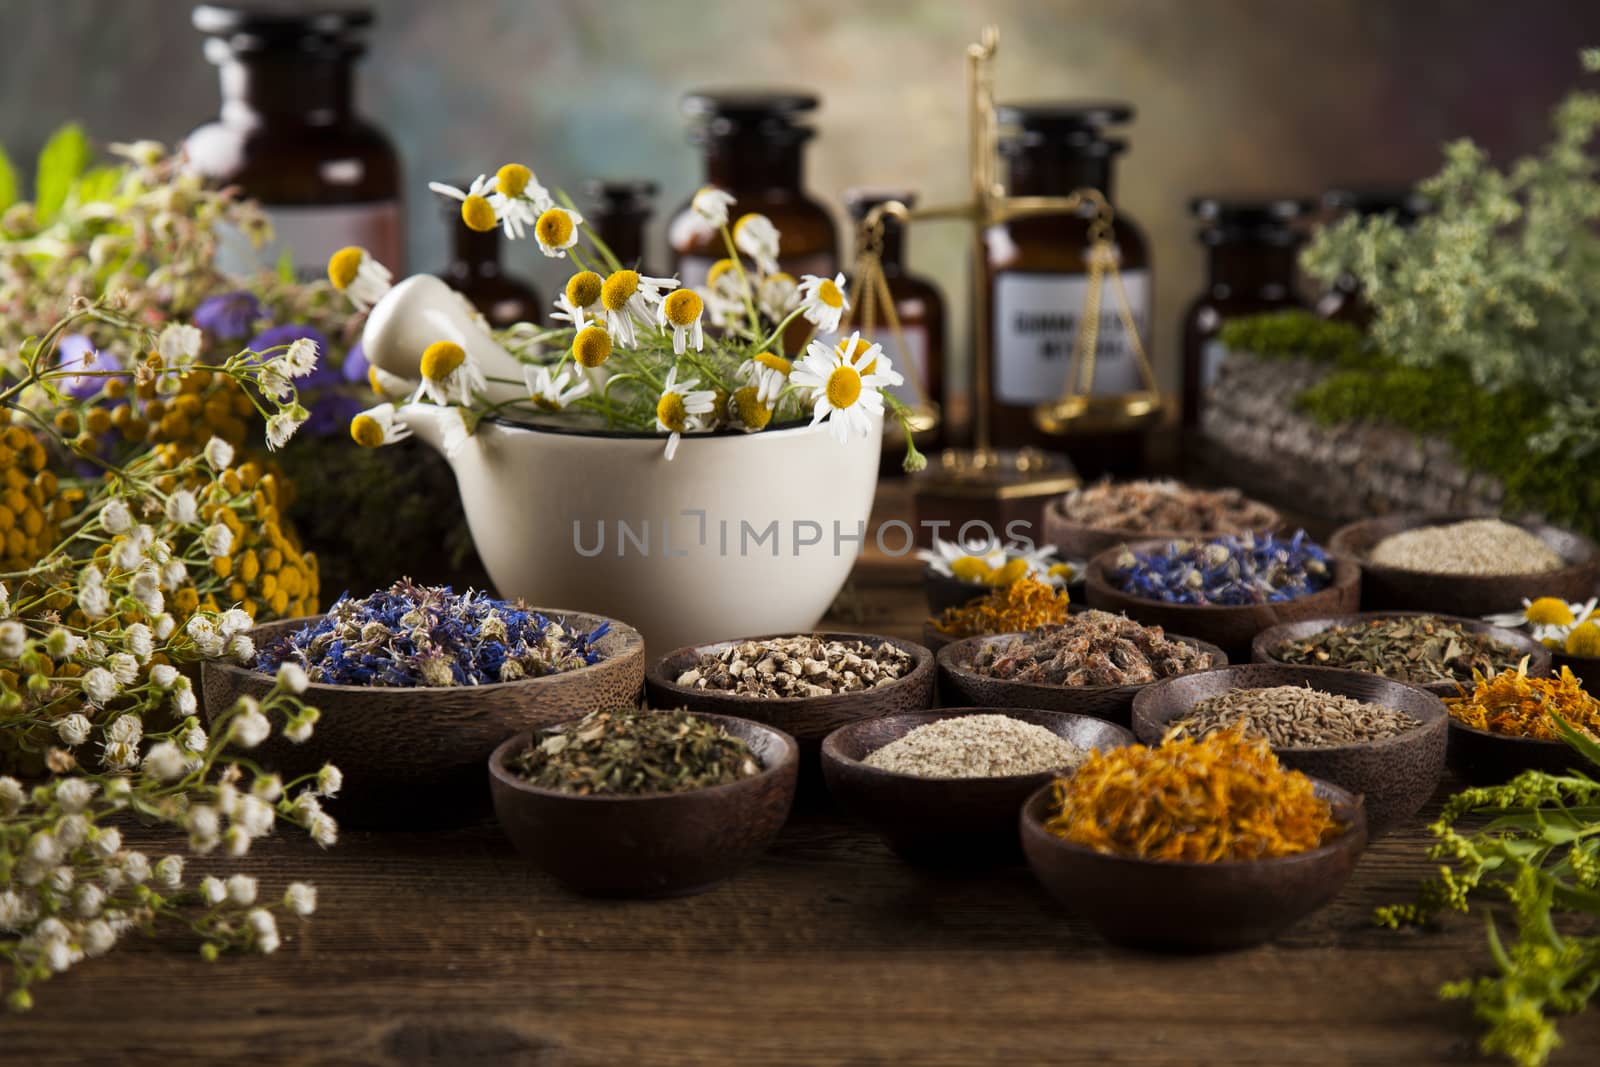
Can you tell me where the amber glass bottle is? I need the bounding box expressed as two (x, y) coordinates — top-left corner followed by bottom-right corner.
(1180, 198), (1310, 428)
(667, 90), (837, 290)
(982, 103), (1151, 475)
(438, 195), (540, 328)
(1316, 187), (1428, 325)
(843, 190), (946, 470)
(586, 179), (658, 275)
(186, 4), (403, 278)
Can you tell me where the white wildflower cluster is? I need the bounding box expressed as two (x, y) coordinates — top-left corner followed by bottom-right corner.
(339, 163), (925, 472)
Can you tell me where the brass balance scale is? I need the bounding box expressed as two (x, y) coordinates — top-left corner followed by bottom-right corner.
(841, 26), (1162, 538)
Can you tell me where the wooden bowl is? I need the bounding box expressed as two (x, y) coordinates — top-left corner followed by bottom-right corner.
(645, 632), (936, 799)
(1041, 493), (1282, 564)
(487, 713), (798, 897)
(1083, 540), (1363, 660)
(1020, 777), (1366, 952)
(1328, 513), (1600, 617)
(1446, 719), (1598, 786)
(1131, 664), (1447, 835)
(820, 708), (1134, 867)
(1252, 611), (1552, 697)
(936, 632), (1227, 727)
(202, 611), (645, 828)
(922, 607), (1087, 657)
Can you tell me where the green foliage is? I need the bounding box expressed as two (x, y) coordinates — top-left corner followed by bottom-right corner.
(1217, 310), (1371, 368)
(1377, 722), (1600, 1067)
(0, 146), (16, 214)
(32, 123), (90, 225)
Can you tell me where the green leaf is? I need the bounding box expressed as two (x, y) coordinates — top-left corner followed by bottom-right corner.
(276, 248), (295, 283)
(34, 123), (91, 224)
(0, 145), (17, 212)
(71, 165), (120, 206)
(1550, 712), (1600, 770)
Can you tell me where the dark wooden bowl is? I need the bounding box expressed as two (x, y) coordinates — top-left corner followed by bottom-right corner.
(1042, 493), (1282, 564)
(1084, 540), (1363, 660)
(1020, 777), (1366, 952)
(487, 713), (798, 897)
(202, 611), (645, 829)
(1251, 611), (1552, 697)
(645, 631), (936, 800)
(923, 561), (1083, 615)
(1131, 664), (1446, 835)
(1328, 513), (1600, 617)
(936, 632), (1227, 727)
(820, 708), (1134, 867)
(1446, 719), (1599, 786)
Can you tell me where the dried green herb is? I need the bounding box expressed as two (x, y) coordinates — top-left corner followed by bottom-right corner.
(508, 708), (762, 796)
(1272, 615), (1524, 686)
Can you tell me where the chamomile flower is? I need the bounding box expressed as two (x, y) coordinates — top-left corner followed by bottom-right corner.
(524, 364), (592, 411)
(428, 174), (502, 233)
(486, 163), (553, 239)
(533, 206), (584, 258)
(415, 340), (487, 406)
(265, 408), (306, 451)
(702, 258), (745, 327)
(790, 334), (891, 443)
(552, 271), (604, 329)
(759, 271), (799, 320)
(737, 351), (793, 405)
(692, 186), (736, 227)
(599, 270), (680, 347)
(918, 536), (1006, 582)
(571, 326), (613, 369)
(348, 403), (412, 448)
(1486, 596), (1598, 645)
(797, 272), (850, 334)
(732, 213), (780, 274)
(657, 289), (706, 354)
(728, 386), (774, 433)
(326, 246), (392, 311)
(281, 338), (319, 378)
(654, 367), (717, 461)
(834, 332), (903, 389)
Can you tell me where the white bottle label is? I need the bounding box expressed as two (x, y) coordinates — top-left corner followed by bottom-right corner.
(215, 201), (404, 280)
(1200, 337), (1229, 390)
(854, 326), (930, 409)
(992, 269), (1152, 404)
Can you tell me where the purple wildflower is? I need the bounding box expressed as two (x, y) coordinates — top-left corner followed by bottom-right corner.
(342, 340), (370, 385)
(193, 291), (263, 341)
(53, 334), (120, 399)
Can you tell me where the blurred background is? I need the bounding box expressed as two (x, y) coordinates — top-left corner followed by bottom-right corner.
(2, 0), (1599, 395)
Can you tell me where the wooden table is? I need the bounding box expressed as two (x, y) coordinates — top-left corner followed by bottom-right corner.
(14, 527), (1600, 1066)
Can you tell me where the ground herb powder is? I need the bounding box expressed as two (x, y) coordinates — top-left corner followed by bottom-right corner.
(862, 714), (1088, 779)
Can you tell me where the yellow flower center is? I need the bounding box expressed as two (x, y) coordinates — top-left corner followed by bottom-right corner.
(662, 289), (704, 328)
(754, 352), (792, 375)
(601, 270), (640, 312)
(531, 394), (561, 411)
(420, 341), (466, 382)
(566, 270), (603, 308)
(496, 163), (532, 197)
(572, 327), (612, 368)
(327, 247), (363, 290)
(1526, 597), (1575, 626)
(350, 414), (384, 448)
(461, 195), (498, 233)
(1566, 621), (1600, 657)
(817, 278), (844, 309)
(988, 558), (1030, 586)
(825, 365), (862, 409)
(1047, 562), (1077, 581)
(536, 208), (574, 248)
(707, 258), (739, 288)
(949, 556), (991, 583)
(656, 392), (688, 433)
(732, 386), (772, 430)
(836, 337), (877, 375)
(367, 366), (386, 396)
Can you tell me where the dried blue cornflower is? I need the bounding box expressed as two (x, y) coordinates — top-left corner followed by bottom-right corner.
(1110, 530), (1332, 606)
(193, 290), (263, 341)
(254, 579), (608, 687)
